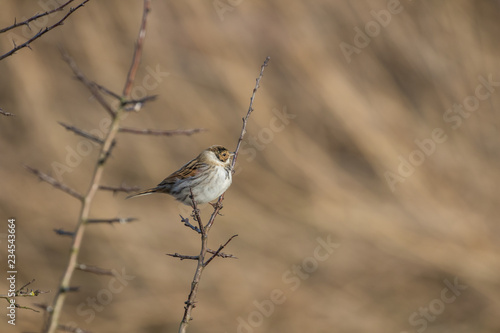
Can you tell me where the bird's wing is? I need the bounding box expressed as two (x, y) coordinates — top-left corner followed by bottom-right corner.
(157, 158), (205, 186)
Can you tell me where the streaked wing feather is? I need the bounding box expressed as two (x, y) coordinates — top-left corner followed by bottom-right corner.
(157, 158), (205, 186)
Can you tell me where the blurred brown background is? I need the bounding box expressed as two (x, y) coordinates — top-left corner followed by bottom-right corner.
(1, 0), (499, 332)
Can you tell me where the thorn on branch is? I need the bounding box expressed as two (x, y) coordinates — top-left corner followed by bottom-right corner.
(58, 122), (104, 144)
(86, 217), (137, 225)
(53, 228), (75, 237)
(60, 286), (80, 293)
(119, 127), (207, 137)
(76, 264), (114, 276)
(0, 0), (74, 34)
(25, 165), (83, 200)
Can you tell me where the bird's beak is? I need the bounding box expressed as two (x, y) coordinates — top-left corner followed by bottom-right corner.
(230, 151), (236, 156)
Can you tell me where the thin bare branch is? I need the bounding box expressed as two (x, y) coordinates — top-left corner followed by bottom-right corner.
(231, 56), (271, 172)
(204, 195), (225, 231)
(25, 166), (83, 200)
(18, 279), (36, 292)
(205, 235), (238, 266)
(179, 215), (201, 233)
(178, 58), (269, 333)
(45, 37), (142, 330)
(0, 0), (90, 61)
(123, 0), (151, 97)
(122, 94), (158, 107)
(76, 264), (114, 276)
(206, 248), (237, 259)
(53, 229), (74, 237)
(0, 108), (15, 116)
(95, 83), (121, 100)
(119, 127), (207, 136)
(61, 51), (116, 117)
(167, 253), (199, 261)
(0, 0), (75, 33)
(178, 190), (205, 333)
(58, 122), (104, 144)
(167, 250), (236, 261)
(99, 184), (141, 194)
(86, 217), (137, 224)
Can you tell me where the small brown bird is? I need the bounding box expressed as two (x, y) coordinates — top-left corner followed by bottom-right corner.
(127, 145), (234, 205)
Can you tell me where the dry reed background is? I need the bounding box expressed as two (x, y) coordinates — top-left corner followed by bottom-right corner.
(1, 0), (499, 332)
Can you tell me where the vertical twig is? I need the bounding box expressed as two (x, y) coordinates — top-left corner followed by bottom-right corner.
(42, 1), (151, 332)
(123, 0), (150, 97)
(177, 56), (270, 333)
(231, 56), (271, 172)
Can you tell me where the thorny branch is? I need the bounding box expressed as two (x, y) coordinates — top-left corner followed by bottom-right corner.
(0, 0), (75, 33)
(204, 234), (239, 266)
(231, 56), (271, 172)
(62, 51), (116, 116)
(177, 57), (270, 333)
(24, 166), (83, 200)
(119, 127), (207, 136)
(58, 122), (104, 144)
(40, 2), (152, 332)
(99, 184), (141, 194)
(122, 0), (150, 97)
(53, 228), (75, 237)
(86, 217), (137, 224)
(0, 0), (90, 61)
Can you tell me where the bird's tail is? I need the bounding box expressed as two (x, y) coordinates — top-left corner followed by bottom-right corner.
(126, 188), (157, 199)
